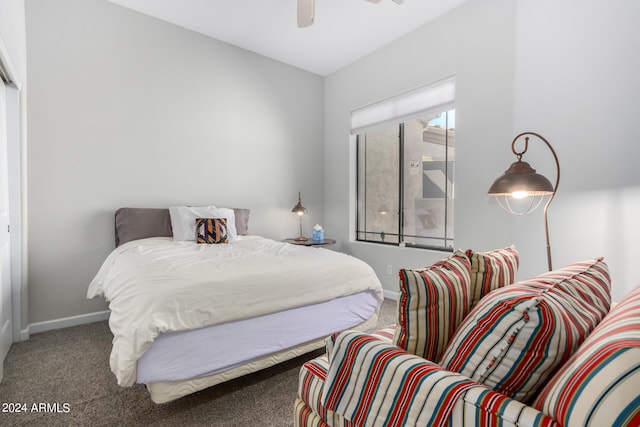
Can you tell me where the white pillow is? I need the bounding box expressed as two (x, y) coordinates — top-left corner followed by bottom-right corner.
(212, 207), (238, 240)
(169, 206), (238, 242)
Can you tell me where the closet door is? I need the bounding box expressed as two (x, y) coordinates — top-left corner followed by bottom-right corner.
(0, 78), (11, 382)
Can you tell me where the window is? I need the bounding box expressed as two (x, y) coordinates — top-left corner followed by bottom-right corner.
(353, 77), (455, 251)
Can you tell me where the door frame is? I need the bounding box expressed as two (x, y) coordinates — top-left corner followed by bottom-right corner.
(0, 35), (24, 344)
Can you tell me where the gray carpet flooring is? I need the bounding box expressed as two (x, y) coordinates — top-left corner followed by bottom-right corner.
(0, 299), (396, 426)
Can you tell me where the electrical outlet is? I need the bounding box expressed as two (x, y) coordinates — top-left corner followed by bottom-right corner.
(386, 264), (393, 275)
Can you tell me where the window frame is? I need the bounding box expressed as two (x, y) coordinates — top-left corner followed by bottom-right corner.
(355, 112), (455, 252)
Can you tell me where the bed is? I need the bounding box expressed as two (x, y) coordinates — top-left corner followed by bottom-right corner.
(87, 207), (383, 403)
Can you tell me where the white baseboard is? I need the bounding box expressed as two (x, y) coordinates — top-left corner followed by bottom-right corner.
(383, 289), (398, 301)
(26, 310), (110, 337)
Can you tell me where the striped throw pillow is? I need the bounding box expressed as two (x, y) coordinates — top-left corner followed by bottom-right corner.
(439, 258), (611, 402)
(392, 251), (471, 362)
(534, 285), (640, 426)
(466, 246), (519, 308)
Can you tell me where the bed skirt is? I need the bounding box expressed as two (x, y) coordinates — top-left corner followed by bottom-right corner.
(146, 313), (379, 404)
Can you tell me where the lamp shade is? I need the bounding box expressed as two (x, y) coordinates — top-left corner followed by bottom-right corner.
(487, 131), (560, 271)
(292, 192), (307, 216)
(488, 160), (554, 197)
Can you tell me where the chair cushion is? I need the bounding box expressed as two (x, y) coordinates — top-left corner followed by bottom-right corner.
(299, 326), (397, 426)
(534, 284), (640, 426)
(466, 246), (519, 308)
(392, 251), (471, 361)
(294, 399), (331, 427)
(439, 258), (611, 402)
(322, 330), (478, 427)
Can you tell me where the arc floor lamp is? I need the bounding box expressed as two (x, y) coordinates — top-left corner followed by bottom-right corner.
(487, 132), (560, 271)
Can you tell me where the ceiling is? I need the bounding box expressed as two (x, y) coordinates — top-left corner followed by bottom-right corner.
(108, 0), (469, 76)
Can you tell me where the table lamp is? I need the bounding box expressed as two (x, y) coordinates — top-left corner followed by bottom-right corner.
(291, 192), (308, 241)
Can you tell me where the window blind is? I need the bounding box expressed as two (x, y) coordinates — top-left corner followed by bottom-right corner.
(351, 75), (455, 134)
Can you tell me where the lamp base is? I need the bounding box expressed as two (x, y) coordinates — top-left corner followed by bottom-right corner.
(295, 236), (308, 242)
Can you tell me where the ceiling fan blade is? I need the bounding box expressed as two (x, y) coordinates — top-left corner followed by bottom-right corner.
(297, 0), (315, 27)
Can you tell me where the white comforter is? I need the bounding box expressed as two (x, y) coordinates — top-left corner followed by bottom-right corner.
(87, 236), (383, 387)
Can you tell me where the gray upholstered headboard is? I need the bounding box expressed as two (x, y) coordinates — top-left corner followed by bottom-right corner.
(114, 207), (250, 247)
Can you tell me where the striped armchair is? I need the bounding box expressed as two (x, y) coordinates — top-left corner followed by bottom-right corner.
(294, 256), (640, 427)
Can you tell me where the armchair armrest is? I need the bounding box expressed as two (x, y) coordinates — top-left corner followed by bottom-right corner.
(321, 330), (558, 427)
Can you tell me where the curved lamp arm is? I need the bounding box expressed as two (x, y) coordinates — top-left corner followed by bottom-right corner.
(514, 132), (560, 271)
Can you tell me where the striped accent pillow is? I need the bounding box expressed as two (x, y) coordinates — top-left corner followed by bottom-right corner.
(439, 258), (611, 402)
(466, 246), (519, 308)
(534, 285), (640, 426)
(392, 251), (471, 361)
(196, 217), (228, 244)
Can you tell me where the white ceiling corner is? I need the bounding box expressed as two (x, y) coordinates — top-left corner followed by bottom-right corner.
(107, 0), (469, 76)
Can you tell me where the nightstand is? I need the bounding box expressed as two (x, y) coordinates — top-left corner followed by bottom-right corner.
(284, 238), (336, 247)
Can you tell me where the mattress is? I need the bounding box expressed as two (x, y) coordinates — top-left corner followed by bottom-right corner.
(137, 290), (379, 383)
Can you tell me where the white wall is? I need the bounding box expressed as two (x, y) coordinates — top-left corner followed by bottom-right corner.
(24, 0), (640, 325)
(325, 0), (640, 301)
(25, 0), (324, 323)
(0, 0), (26, 81)
(324, 0), (518, 296)
(512, 0), (640, 301)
